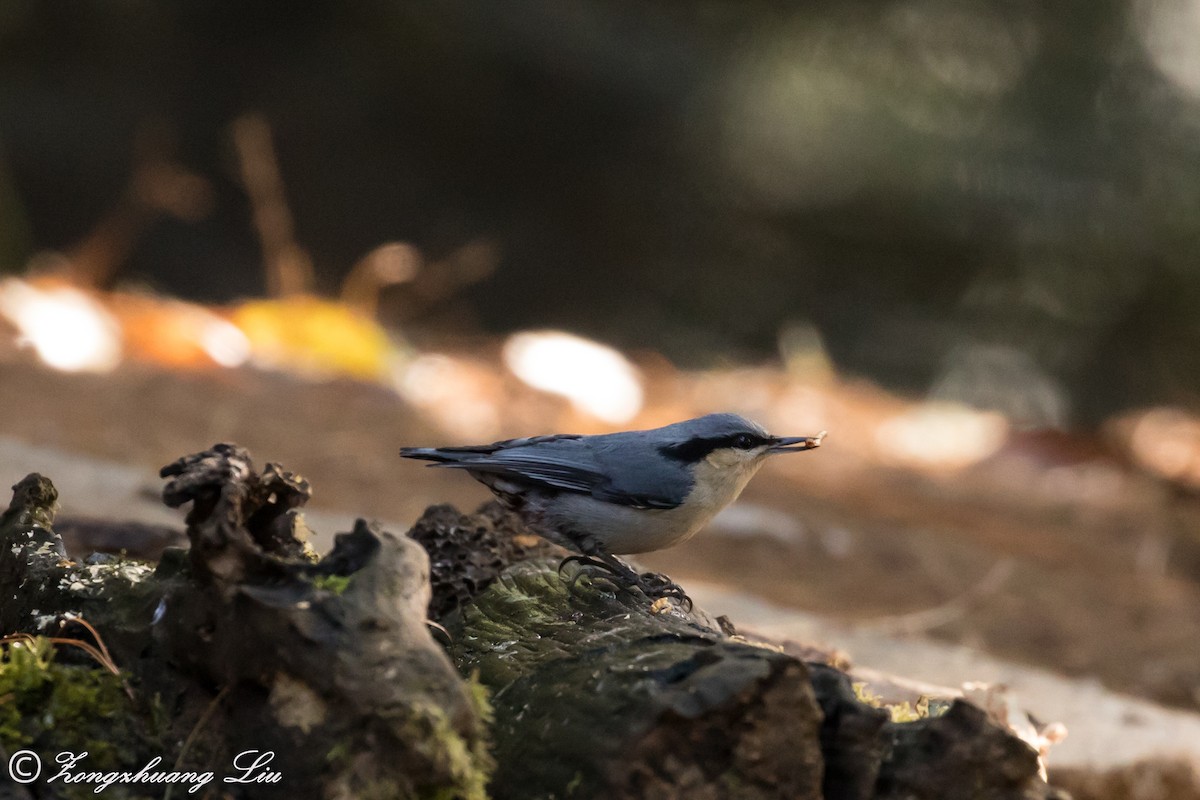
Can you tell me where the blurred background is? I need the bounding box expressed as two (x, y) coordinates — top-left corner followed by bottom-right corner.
(3, 1), (1200, 787)
(6, 0), (1200, 424)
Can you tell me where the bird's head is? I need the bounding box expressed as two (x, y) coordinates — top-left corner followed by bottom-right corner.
(658, 413), (825, 484)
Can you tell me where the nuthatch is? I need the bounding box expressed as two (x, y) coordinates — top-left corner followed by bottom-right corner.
(402, 413), (825, 605)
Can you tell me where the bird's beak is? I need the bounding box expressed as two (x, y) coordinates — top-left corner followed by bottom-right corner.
(768, 431), (827, 453)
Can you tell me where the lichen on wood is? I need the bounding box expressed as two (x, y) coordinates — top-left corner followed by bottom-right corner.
(1, 448), (494, 799)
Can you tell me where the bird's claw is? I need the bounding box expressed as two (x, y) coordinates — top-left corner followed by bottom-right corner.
(634, 571), (693, 611)
(558, 556), (692, 610)
(562, 560), (625, 595)
(558, 554), (608, 575)
(559, 551), (693, 609)
(558, 555), (629, 597)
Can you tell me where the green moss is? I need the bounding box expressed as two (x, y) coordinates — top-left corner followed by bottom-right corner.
(392, 677), (494, 800)
(465, 671), (494, 729)
(422, 699), (494, 800)
(2, 638), (116, 757)
(326, 739), (353, 767)
(0, 636), (161, 791)
(312, 573), (353, 595)
(326, 678), (494, 800)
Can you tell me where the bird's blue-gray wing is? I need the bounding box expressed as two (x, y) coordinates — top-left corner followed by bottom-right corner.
(402, 435), (686, 509)
(588, 437), (691, 509)
(404, 437), (606, 494)
(431, 448), (606, 495)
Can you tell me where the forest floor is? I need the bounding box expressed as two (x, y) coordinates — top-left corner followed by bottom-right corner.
(2, 353), (1200, 774)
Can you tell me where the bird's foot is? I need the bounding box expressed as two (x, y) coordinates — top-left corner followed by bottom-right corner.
(565, 564), (626, 596)
(633, 570), (692, 612)
(558, 554), (692, 610)
(557, 553), (610, 575)
(559, 555), (628, 595)
(559, 561), (624, 597)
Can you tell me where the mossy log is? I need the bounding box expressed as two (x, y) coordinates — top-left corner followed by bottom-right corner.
(0, 448), (491, 800)
(3, 446), (1067, 800)
(409, 504), (1067, 800)
(448, 561), (824, 799)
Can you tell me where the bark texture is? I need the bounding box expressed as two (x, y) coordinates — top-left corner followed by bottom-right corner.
(411, 503), (1067, 800)
(1, 448), (1070, 800)
(1, 449), (491, 800)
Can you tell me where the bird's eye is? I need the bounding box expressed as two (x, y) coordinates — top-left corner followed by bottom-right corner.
(733, 434), (755, 450)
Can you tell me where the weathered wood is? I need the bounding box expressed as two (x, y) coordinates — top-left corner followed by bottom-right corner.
(4, 451), (1071, 800)
(0, 473), (161, 664)
(876, 699), (1061, 800)
(808, 663), (890, 800)
(447, 561), (824, 799)
(410, 502), (1068, 800)
(1, 450), (492, 800)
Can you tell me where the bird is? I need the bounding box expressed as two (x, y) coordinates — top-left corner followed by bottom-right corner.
(401, 413), (825, 606)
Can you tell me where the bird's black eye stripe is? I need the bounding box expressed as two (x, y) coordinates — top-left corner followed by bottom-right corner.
(661, 432), (768, 461)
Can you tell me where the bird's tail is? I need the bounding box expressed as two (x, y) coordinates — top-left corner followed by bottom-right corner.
(399, 446), (466, 463)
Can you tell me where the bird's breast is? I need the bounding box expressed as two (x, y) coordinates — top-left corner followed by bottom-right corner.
(536, 495), (694, 554)
(537, 462), (761, 555)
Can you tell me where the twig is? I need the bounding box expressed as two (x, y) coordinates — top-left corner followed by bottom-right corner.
(426, 618), (453, 646)
(164, 684), (232, 800)
(0, 632), (116, 676)
(68, 616), (117, 672)
(389, 237), (499, 319)
(231, 113), (313, 298)
(63, 616), (134, 700)
(1, 615), (133, 700)
(340, 242), (421, 316)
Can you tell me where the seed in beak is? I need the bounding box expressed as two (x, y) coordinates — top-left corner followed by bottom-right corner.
(769, 431), (826, 452)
